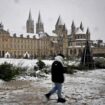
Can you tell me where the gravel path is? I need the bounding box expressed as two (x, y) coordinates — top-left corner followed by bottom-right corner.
(0, 69), (105, 105)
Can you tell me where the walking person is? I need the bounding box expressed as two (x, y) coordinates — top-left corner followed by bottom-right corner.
(45, 54), (67, 103)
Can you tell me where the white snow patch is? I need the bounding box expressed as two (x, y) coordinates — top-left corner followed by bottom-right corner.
(0, 58), (105, 105)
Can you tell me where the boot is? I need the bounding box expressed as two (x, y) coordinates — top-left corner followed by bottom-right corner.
(45, 93), (51, 100)
(57, 98), (66, 103)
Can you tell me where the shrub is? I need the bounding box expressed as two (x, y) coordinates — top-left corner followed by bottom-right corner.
(14, 66), (27, 75)
(94, 57), (105, 68)
(78, 64), (88, 70)
(0, 62), (27, 81)
(36, 60), (46, 70)
(42, 67), (50, 74)
(0, 62), (20, 81)
(66, 65), (77, 74)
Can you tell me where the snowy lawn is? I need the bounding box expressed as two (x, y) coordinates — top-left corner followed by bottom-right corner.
(0, 58), (105, 105)
(0, 58), (53, 67)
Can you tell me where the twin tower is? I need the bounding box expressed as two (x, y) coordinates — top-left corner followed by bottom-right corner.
(26, 10), (44, 34)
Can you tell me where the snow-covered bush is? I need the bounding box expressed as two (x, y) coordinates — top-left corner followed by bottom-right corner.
(15, 66), (27, 76)
(0, 62), (20, 81)
(0, 61), (29, 81)
(94, 57), (105, 68)
(29, 60), (50, 78)
(36, 59), (46, 70)
(67, 65), (77, 74)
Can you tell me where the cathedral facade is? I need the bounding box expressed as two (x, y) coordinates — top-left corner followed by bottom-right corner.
(0, 11), (105, 58)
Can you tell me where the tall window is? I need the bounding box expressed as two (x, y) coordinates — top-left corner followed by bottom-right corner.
(74, 49), (76, 54)
(70, 49), (72, 54)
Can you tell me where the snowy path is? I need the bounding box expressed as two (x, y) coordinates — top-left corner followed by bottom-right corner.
(0, 69), (105, 105)
(63, 70), (105, 105)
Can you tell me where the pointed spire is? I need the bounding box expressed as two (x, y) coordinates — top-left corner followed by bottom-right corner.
(58, 16), (63, 25)
(0, 22), (3, 30)
(36, 11), (44, 34)
(38, 11), (42, 23)
(56, 16), (63, 26)
(80, 21), (84, 31)
(71, 20), (76, 34)
(56, 16), (60, 26)
(63, 24), (67, 31)
(62, 24), (67, 35)
(26, 9), (34, 33)
(28, 9), (32, 20)
(71, 20), (75, 28)
(86, 28), (90, 35)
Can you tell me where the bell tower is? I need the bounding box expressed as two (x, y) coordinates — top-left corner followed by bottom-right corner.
(36, 12), (44, 34)
(26, 10), (34, 33)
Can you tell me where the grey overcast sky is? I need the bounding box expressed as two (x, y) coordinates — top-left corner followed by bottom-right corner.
(0, 0), (105, 41)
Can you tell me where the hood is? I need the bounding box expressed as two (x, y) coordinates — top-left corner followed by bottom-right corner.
(55, 55), (64, 66)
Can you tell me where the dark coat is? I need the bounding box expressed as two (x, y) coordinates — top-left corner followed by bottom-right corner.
(51, 61), (66, 83)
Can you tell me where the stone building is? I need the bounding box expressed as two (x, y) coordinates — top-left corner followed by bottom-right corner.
(67, 21), (91, 57)
(0, 23), (50, 58)
(52, 16), (68, 55)
(67, 21), (105, 57)
(0, 11), (105, 58)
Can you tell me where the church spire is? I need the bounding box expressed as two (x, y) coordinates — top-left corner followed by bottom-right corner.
(36, 12), (44, 34)
(0, 22), (3, 30)
(62, 24), (67, 32)
(26, 10), (34, 33)
(54, 16), (65, 35)
(80, 21), (84, 31)
(71, 20), (76, 34)
(86, 27), (90, 40)
(37, 11), (42, 24)
(56, 16), (63, 26)
(62, 24), (67, 35)
(28, 9), (32, 20)
(71, 20), (75, 28)
(86, 28), (90, 35)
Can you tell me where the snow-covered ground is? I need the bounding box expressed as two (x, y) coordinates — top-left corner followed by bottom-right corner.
(0, 58), (105, 105)
(0, 58), (53, 68)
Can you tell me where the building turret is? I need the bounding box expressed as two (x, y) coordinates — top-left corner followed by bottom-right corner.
(0, 22), (4, 30)
(80, 21), (84, 31)
(86, 28), (90, 35)
(71, 20), (76, 34)
(54, 16), (64, 36)
(56, 16), (63, 27)
(36, 12), (44, 34)
(62, 24), (67, 35)
(86, 28), (90, 40)
(71, 20), (76, 41)
(26, 10), (34, 33)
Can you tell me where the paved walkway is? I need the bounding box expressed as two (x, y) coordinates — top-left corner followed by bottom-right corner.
(0, 70), (105, 105)
(0, 80), (49, 105)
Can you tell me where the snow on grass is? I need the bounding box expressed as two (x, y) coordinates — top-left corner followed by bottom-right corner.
(0, 58), (53, 68)
(0, 58), (105, 105)
(0, 58), (79, 67)
(0, 58), (38, 68)
(0, 79), (4, 84)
